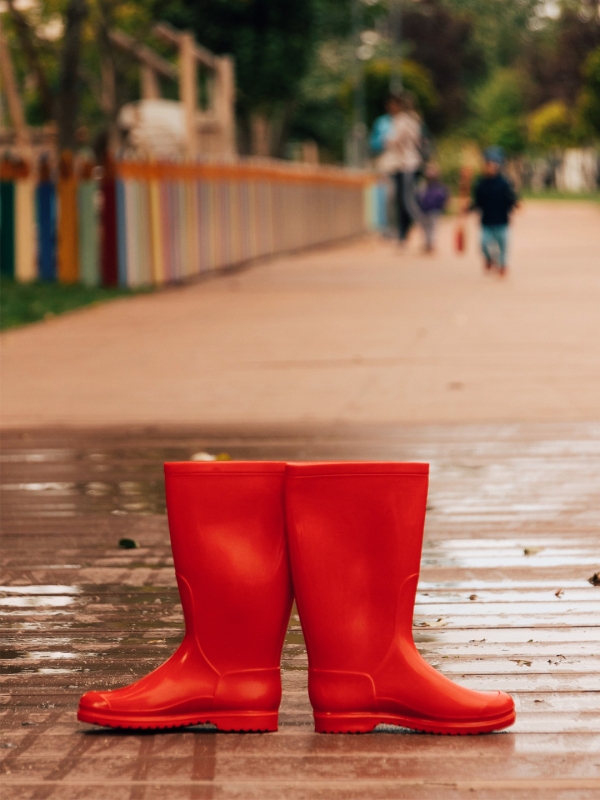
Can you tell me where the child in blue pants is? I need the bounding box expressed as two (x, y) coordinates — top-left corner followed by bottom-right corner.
(470, 147), (518, 275)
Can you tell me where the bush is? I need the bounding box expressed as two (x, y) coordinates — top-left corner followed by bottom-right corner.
(528, 101), (576, 149)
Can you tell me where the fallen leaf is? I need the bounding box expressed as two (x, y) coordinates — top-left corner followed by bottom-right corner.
(511, 659), (532, 667)
(588, 572), (600, 586)
(524, 547), (542, 556)
(469, 594), (478, 601)
(418, 618), (447, 628)
(554, 589), (564, 598)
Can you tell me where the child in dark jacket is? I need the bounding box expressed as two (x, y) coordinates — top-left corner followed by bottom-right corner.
(417, 164), (449, 253)
(470, 147), (518, 275)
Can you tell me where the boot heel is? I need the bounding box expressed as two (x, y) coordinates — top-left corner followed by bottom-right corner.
(210, 712), (278, 732)
(314, 713), (380, 734)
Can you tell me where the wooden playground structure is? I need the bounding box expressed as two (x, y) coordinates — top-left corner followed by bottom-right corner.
(1, 22), (374, 288)
(0, 20), (235, 159)
(109, 23), (236, 159)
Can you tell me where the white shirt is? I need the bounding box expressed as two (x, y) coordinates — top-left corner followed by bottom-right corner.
(378, 111), (422, 174)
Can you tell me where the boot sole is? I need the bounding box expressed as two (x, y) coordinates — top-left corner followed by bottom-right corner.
(77, 708), (278, 732)
(314, 709), (516, 735)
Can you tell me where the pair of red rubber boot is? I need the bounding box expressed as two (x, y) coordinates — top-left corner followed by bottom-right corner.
(78, 461), (515, 734)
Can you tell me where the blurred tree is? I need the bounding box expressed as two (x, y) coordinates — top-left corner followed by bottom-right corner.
(5, 0), (55, 121)
(441, 0), (541, 70)
(576, 46), (600, 137)
(155, 0), (319, 154)
(56, 0), (89, 151)
(4, 0), (89, 150)
(524, 4), (600, 109)
(528, 100), (577, 148)
(2, 0), (162, 150)
(472, 68), (528, 154)
(340, 58), (438, 127)
(401, 0), (485, 131)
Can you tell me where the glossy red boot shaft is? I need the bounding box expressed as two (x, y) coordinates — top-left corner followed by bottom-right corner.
(285, 462), (515, 735)
(78, 462), (293, 731)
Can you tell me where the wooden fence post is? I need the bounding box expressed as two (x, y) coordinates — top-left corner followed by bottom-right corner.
(36, 157), (57, 281)
(179, 32), (197, 159)
(57, 151), (79, 283)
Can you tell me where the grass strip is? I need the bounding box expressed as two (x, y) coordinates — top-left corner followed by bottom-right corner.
(0, 279), (153, 331)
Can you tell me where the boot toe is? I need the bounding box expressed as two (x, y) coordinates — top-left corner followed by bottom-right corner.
(79, 691), (111, 712)
(484, 690), (515, 719)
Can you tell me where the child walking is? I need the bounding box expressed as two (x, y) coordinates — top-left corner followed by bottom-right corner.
(470, 147), (518, 276)
(417, 164), (449, 253)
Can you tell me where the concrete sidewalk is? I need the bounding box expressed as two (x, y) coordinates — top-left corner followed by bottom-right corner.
(1, 200), (599, 429)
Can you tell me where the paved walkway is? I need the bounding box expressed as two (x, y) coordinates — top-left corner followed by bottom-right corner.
(2, 201), (600, 799)
(2, 201), (599, 429)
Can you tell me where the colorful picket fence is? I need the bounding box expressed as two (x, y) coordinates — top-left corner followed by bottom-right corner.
(0, 157), (377, 288)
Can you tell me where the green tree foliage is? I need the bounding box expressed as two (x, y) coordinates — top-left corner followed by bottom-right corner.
(528, 100), (576, 149)
(441, 0), (541, 70)
(339, 58), (438, 128)
(3, 0), (158, 147)
(402, 0), (485, 131)
(155, 0), (317, 136)
(472, 68), (528, 154)
(524, 5), (600, 110)
(576, 47), (600, 137)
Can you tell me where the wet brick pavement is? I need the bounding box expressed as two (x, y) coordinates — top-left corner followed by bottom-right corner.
(1, 422), (599, 798)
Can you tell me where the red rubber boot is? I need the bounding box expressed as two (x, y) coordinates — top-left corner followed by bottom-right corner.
(285, 462), (516, 735)
(78, 462), (293, 731)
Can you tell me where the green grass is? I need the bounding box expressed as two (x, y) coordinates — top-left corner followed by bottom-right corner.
(0, 279), (153, 331)
(521, 189), (600, 202)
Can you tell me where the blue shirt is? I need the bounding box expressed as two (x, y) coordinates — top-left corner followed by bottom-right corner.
(370, 115), (393, 156)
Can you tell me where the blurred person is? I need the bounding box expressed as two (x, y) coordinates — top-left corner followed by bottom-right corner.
(380, 92), (424, 245)
(470, 147), (518, 276)
(417, 164), (449, 253)
(369, 95), (402, 236)
(369, 96), (398, 157)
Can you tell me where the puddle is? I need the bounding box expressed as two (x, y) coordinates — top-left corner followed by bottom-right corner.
(0, 585), (81, 594)
(0, 596), (76, 608)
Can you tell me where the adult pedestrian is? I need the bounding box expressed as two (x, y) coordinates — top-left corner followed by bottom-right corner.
(470, 147), (518, 276)
(380, 92), (424, 245)
(370, 95), (401, 235)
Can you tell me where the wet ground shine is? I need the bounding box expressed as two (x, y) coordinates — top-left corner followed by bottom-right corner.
(1, 422), (600, 799)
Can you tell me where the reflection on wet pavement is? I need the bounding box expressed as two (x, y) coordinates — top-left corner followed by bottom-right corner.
(1, 422), (599, 798)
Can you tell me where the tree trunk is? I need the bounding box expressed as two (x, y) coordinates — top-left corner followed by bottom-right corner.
(96, 0), (120, 151)
(57, 0), (88, 152)
(250, 113), (272, 156)
(6, 0), (54, 121)
(271, 101), (296, 159)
